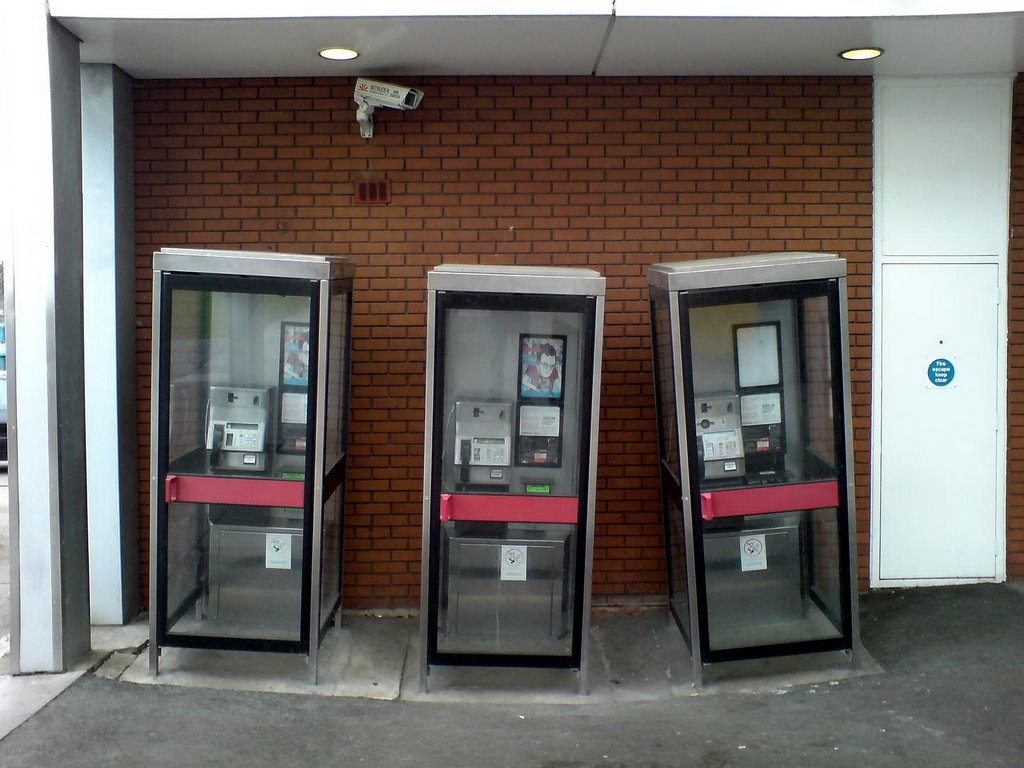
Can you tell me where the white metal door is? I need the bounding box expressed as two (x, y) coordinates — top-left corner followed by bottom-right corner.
(877, 261), (1001, 582)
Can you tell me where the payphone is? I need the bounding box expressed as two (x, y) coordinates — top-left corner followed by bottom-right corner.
(648, 252), (859, 686)
(205, 385), (272, 472)
(694, 393), (745, 480)
(453, 401), (513, 490)
(421, 264), (605, 692)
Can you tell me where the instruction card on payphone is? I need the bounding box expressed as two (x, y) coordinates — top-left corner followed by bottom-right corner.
(740, 392), (782, 426)
(519, 405), (560, 437)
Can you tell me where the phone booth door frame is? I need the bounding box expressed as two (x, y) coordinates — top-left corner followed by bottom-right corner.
(648, 252), (860, 687)
(420, 264), (605, 693)
(148, 248), (353, 683)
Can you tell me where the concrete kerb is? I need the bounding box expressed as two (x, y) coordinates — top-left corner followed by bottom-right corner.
(103, 608), (877, 706)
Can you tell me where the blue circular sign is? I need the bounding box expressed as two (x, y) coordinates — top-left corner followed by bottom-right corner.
(928, 358), (955, 387)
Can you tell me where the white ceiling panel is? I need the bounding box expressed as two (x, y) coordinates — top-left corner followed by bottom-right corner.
(47, 0), (1021, 20)
(48, 0), (612, 20)
(61, 17), (611, 79)
(597, 15), (1024, 76)
(54, 10), (1024, 79)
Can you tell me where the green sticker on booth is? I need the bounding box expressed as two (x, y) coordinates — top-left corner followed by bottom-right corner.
(526, 484), (551, 494)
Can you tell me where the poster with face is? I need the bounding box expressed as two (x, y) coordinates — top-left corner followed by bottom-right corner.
(519, 335), (565, 400)
(278, 322), (312, 454)
(281, 322), (311, 387)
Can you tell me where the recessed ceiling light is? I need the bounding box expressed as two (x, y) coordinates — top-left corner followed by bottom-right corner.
(839, 47), (884, 61)
(319, 47), (359, 61)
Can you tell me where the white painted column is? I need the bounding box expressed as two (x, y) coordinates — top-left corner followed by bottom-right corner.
(0, 3), (91, 672)
(81, 64), (140, 625)
(871, 76), (1011, 587)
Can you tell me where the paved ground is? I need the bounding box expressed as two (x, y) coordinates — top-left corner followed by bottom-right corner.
(0, 583), (1021, 767)
(0, 467), (9, 647)
(3, 470), (1024, 766)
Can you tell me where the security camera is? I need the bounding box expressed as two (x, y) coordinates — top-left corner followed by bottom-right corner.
(354, 78), (424, 139)
(355, 78), (424, 110)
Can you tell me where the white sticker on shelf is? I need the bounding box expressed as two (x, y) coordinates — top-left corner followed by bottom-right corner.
(500, 545), (528, 581)
(739, 534), (767, 572)
(266, 534), (292, 569)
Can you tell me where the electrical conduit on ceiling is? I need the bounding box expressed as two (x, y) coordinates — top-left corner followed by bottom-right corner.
(591, 0), (616, 75)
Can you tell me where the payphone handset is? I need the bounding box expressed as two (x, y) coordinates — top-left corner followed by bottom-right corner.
(694, 393), (745, 480)
(206, 386), (271, 472)
(453, 401), (512, 490)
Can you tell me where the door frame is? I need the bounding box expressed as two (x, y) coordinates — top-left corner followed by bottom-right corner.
(870, 256), (1006, 586)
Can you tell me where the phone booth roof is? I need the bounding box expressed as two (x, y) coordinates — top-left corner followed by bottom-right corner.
(428, 263), (605, 297)
(648, 252), (845, 292)
(154, 247), (353, 282)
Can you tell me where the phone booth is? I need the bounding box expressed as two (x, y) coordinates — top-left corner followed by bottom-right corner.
(420, 264), (605, 691)
(647, 253), (860, 686)
(148, 248), (353, 681)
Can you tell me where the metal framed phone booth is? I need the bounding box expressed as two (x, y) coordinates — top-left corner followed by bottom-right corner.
(149, 248), (353, 682)
(647, 253), (860, 687)
(420, 264), (605, 693)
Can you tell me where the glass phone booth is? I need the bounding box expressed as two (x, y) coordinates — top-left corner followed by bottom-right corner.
(648, 253), (860, 686)
(149, 248), (353, 681)
(420, 264), (605, 691)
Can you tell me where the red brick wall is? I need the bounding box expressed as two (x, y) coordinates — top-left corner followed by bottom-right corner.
(1008, 75), (1024, 580)
(135, 75), (874, 608)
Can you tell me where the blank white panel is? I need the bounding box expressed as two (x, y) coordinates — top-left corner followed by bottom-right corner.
(735, 324), (780, 387)
(877, 78), (1010, 257)
(878, 262), (999, 580)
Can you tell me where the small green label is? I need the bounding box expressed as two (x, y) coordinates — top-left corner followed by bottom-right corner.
(525, 484), (551, 494)
(280, 471), (304, 480)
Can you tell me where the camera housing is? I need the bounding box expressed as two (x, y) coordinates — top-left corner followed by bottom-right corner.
(354, 78), (424, 110)
(354, 78), (424, 139)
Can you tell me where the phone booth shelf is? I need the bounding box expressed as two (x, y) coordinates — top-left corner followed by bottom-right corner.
(149, 248), (354, 682)
(420, 264), (605, 693)
(647, 252), (860, 688)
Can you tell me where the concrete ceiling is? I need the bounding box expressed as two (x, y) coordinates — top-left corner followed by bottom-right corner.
(52, 4), (1024, 80)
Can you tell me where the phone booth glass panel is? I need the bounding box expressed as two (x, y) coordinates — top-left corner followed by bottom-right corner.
(421, 265), (605, 689)
(149, 248), (353, 680)
(648, 253), (859, 685)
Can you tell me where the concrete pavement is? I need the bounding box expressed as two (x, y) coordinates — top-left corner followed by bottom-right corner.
(0, 584), (1022, 766)
(1, 467), (9, 647)
(3, 470), (1024, 765)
